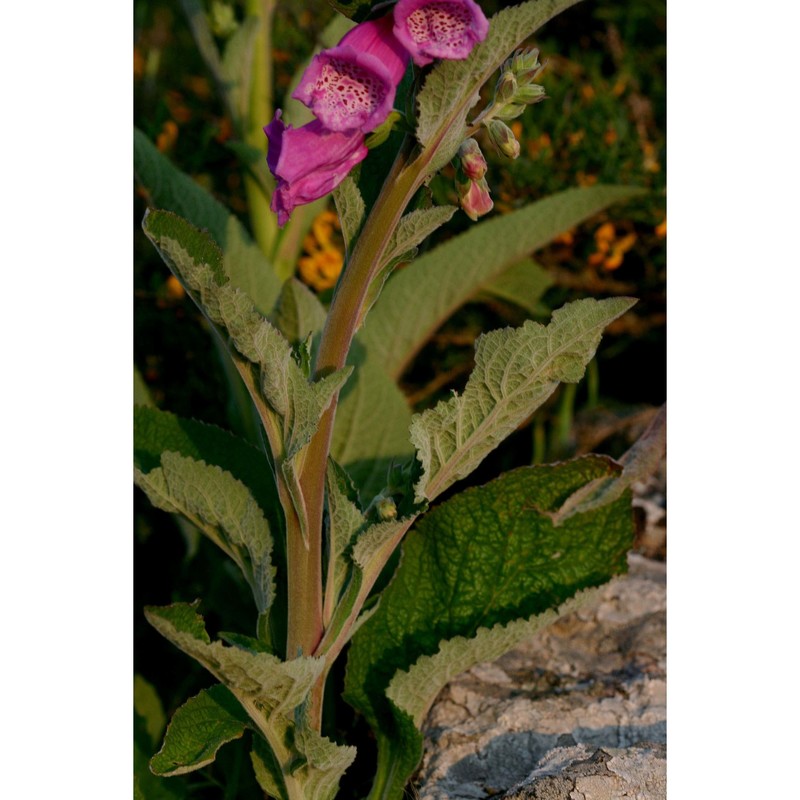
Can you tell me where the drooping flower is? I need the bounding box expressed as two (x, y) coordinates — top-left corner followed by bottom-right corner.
(264, 111), (368, 226)
(293, 15), (409, 134)
(456, 174), (493, 221)
(393, 0), (489, 67)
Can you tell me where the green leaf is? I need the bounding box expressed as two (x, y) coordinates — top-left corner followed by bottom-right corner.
(135, 453), (276, 614)
(415, 0), (583, 175)
(381, 206), (457, 272)
(386, 591), (598, 729)
(135, 128), (282, 315)
(333, 176), (366, 259)
(325, 459), (366, 610)
(133, 405), (280, 532)
(478, 257), (553, 317)
(147, 604), (354, 800)
(251, 722), (357, 800)
(332, 355), (414, 505)
(410, 297), (637, 503)
(134, 366), (155, 408)
(134, 675), (167, 749)
(271, 278), (327, 347)
(142, 209), (352, 542)
(145, 602), (325, 717)
(360, 185), (645, 380)
(344, 455), (634, 799)
(220, 15), (260, 126)
(290, 715), (358, 800)
(553, 404), (666, 524)
(150, 685), (251, 776)
(354, 204), (458, 332)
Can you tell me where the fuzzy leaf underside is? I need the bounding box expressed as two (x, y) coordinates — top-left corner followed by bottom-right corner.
(381, 206), (457, 270)
(554, 403), (666, 523)
(133, 405), (281, 535)
(410, 297), (637, 503)
(147, 604), (355, 798)
(134, 128), (281, 314)
(271, 278), (328, 347)
(150, 685), (251, 776)
(135, 453), (276, 613)
(146, 602), (325, 716)
(387, 590), (598, 729)
(143, 209), (349, 454)
(415, 0), (583, 175)
(333, 177), (366, 258)
(251, 727), (357, 800)
(325, 459), (367, 606)
(344, 456), (634, 799)
(360, 185), (644, 380)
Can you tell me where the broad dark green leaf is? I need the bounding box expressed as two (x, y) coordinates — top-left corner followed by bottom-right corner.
(344, 456), (634, 799)
(150, 685), (251, 776)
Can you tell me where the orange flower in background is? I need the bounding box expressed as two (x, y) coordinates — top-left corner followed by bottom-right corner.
(298, 210), (345, 291)
(156, 120), (179, 153)
(588, 222), (637, 271)
(655, 218), (667, 238)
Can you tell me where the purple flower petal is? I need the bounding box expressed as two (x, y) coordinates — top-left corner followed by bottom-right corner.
(393, 0), (489, 67)
(292, 16), (409, 134)
(264, 111), (368, 226)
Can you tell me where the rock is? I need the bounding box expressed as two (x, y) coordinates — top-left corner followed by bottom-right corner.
(415, 554), (666, 800)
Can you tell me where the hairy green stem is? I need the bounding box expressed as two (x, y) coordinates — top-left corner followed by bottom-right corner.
(294, 137), (427, 728)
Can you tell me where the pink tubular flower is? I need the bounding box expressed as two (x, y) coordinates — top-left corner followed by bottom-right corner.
(292, 15), (410, 134)
(457, 175), (493, 221)
(393, 0), (489, 67)
(264, 111), (368, 226)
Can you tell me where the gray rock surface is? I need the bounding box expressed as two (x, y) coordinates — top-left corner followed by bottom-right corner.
(415, 554), (666, 800)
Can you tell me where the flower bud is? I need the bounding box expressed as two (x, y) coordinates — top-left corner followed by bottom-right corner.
(505, 48), (543, 84)
(485, 119), (521, 159)
(494, 70), (518, 105)
(376, 496), (398, 521)
(457, 137), (488, 180)
(456, 175), (493, 221)
(514, 83), (546, 104)
(493, 103), (527, 121)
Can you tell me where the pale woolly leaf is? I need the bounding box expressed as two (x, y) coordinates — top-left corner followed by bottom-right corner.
(135, 453), (275, 614)
(410, 297), (636, 502)
(387, 590), (598, 727)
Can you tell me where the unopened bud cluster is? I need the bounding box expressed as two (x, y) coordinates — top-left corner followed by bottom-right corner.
(480, 48), (547, 160)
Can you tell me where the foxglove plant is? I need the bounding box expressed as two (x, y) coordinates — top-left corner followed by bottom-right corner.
(134, 1), (664, 798)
